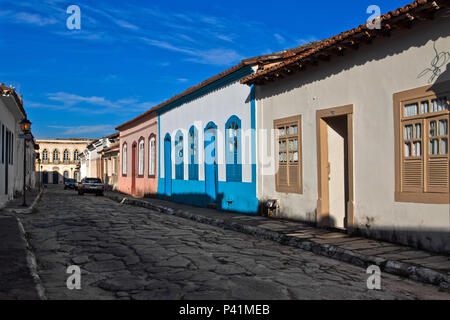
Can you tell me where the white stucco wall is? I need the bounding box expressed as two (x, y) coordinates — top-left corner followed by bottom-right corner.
(0, 97), (25, 206)
(159, 78), (254, 183)
(256, 16), (450, 251)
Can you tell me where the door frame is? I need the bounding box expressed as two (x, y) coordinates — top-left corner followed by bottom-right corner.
(131, 142), (137, 195)
(53, 170), (59, 184)
(5, 130), (9, 194)
(316, 104), (354, 231)
(164, 134), (172, 198)
(204, 121), (218, 207)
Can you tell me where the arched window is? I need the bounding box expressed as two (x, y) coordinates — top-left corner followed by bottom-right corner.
(63, 149), (69, 162)
(149, 135), (156, 176)
(188, 126), (198, 180)
(122, 143), (127, 175)
(42, 149), (48, 161)
(175, 131), (184, 180)
(53, 149), (59, 162)
(225, 116), (242, 182)
(63, 171), (69, 180)
(74, 150), (79, 161)
(138, 138), (145, 176)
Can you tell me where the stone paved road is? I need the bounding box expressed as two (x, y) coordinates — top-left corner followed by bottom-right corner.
(18, 186), (450, 300)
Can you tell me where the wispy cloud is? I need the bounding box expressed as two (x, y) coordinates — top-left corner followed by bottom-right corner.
(115, 19), (139, 30)
(274, 33), (285, 44)
(9, 12), (58, 26)
(0, 1), (303, 66)
(48, 124), (113, 135)
(140, 37), (242, 66)
(27, 92), (154, 115)
(297, 36), (319, 45)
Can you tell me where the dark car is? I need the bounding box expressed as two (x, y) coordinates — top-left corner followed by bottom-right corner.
(78, 178), (105, 196)
(64, 178), (77, 190)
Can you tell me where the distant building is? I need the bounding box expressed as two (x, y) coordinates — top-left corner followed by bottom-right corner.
(100, 137), (120, 190)
(79, 133), (119, 187)
(36, 139), (93, 184)
(0, 83), (37, 207)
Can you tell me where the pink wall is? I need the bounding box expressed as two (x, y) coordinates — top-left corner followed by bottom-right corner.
(118, 115), (158, 197)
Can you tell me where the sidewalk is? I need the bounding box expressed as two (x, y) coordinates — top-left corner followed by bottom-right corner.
(0, 188), (45, 299)
(2, 188), (43, 214)
(106, 191), (450, 289)
(0, 217), (41, 299)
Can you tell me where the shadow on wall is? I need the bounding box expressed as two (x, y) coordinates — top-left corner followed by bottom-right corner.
(156, 192), (258, 215)
(353, 225), (450, 255)
(426, 61), (450, 93)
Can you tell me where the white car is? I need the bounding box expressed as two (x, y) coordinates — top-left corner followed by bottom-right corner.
(78, 178), (105, 196)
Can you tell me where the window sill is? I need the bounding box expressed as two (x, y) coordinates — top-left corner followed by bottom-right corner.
(395, 191), (449, 204)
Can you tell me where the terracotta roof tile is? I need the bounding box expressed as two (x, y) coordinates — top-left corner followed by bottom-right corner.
(241, 0), (449, 85)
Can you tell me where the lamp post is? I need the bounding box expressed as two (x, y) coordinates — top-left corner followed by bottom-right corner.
(37, 155), (41, 191)
(20, 118), (32, 207)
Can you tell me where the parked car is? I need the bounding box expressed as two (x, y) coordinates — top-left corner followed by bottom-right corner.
(64, 178), (77, 190)
(78, 178), (105, 196)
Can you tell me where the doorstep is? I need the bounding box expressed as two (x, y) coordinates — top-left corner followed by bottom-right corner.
(105, 191), (450, 289)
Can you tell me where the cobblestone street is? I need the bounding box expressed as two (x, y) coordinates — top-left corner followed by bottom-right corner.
(18, 186), (450, 300)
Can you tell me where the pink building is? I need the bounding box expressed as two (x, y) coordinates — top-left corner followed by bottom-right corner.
(116, 110), (158, 197)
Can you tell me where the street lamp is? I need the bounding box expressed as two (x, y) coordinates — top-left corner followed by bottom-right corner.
(36, 153), (41, 191)
(20, 118), (32, 207)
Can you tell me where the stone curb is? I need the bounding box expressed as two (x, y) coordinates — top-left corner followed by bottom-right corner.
(106, 193), (450, 289)
(3, 188), (44, 214)
(16, 217), (47, 300)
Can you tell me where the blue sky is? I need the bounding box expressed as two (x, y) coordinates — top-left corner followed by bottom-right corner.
(0, 0), (412, 138)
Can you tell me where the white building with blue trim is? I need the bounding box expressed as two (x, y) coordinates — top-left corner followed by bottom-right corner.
(155, 62), (259, 213)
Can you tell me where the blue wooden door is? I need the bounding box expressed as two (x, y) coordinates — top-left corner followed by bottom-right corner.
(53, 171), (59, 184)
(164, 136), (172, 197)
(43, 172), (48, 184)
(204, 127), (217, 204)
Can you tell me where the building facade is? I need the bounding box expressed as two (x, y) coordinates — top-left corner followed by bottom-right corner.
(156, 64), (259, 213)
(36, 139), (92, 184)
(115, 46), (314, 210)
(116, 112), (158, 197)
(101, 141), (120, 190)
(78, 133), (119, 183)
(1, 83), (37, 207)
(242, 0), (450, 253)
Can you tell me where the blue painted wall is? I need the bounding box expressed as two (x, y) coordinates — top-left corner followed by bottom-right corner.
(156, 66), (258, 214)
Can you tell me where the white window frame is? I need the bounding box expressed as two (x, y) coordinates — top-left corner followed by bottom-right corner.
(122, 144), (127, 175)
(149, 137), (156, 176)
(138, 139), (144, 176)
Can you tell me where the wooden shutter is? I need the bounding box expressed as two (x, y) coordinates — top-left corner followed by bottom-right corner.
(427, 157), (449, 193)
(278, 165), (288, 185)
(402, 159), (423, 192)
